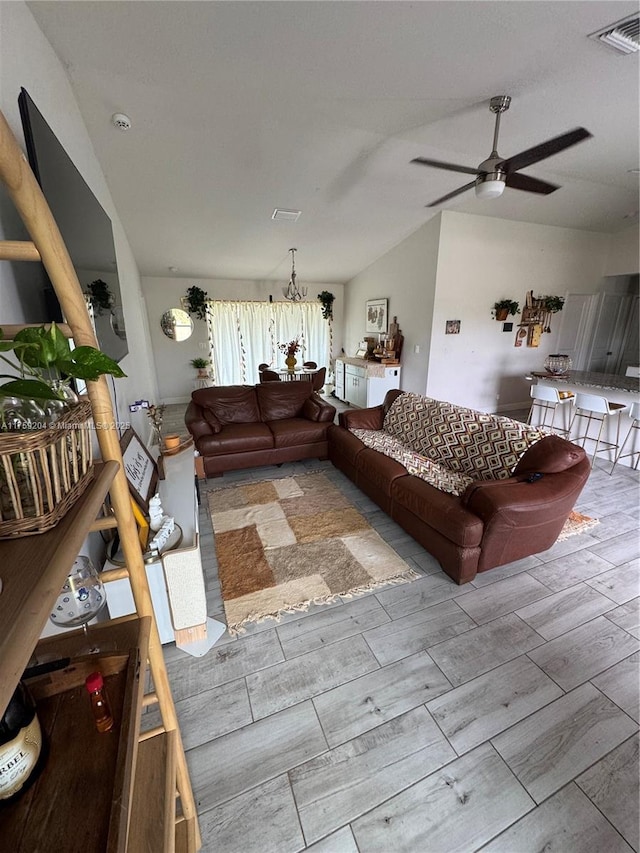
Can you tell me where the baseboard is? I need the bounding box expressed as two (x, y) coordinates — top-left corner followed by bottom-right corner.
(496, 401), (530, 414)
(163, 396), (191, 405)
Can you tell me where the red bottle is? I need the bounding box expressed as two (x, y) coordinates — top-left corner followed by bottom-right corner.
(85, 672), (114, 733)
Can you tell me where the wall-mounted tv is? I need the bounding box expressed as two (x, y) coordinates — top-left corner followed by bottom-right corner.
(18, 87), (128, 362)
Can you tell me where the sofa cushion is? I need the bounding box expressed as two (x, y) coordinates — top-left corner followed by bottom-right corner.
(203, 408), (222, 433)
(356, 448), (409, 497)
(267, 418), (329, 448)
(383, 392), (544, 480)
(328, 423), (367, 465)
(391, 476), (484, 549)
(352, 429), (473, 496)
(192, 386), (260, 424)
(256, 382), (313, 421)
(197, 422), (273, 455)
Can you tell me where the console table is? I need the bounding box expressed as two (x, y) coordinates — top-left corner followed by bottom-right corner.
(105, 444), (223, 655)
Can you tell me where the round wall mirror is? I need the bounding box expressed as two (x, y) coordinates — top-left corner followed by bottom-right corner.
(161, 308), (194, 341)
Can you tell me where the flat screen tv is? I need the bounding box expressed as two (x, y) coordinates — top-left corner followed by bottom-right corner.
(18, 87), (128, 362)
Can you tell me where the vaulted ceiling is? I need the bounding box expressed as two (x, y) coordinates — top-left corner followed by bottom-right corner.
(28, 1), (640, 283)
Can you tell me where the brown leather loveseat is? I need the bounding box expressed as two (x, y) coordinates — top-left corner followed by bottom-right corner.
(185, 382), (336, 477)
(328, 389), (590, 584)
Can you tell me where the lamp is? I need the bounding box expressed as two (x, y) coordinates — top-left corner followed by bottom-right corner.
(282, 248), (308, 302)
(475, 172), (506, 200)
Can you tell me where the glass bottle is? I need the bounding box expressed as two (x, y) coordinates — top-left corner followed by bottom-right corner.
(0, 681), (45, 804)
(85, 672), (114, 733)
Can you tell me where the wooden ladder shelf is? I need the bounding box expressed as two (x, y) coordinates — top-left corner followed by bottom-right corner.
(0, 109), (200, 850)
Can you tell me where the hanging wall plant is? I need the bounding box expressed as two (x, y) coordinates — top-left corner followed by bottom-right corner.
(491, 299), (520, 321)
(317, 290), (335, 321)
(184, 286), (209, 321)
(542, 295), (565, 313)
(85, 279), (114, 315)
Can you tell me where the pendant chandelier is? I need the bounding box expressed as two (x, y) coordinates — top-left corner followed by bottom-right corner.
(282, 248), (308, 302)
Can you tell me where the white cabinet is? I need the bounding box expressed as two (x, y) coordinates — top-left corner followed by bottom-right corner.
(345, 363), (368, 408)
(335, 357), (345, 400)
(337, 358), (401, 408)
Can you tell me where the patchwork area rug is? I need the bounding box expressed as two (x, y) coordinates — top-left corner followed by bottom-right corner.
(208, 472), (419, 633)
(557, 510), (600, 541)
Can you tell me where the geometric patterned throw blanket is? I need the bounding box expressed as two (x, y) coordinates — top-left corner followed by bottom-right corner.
(382, 393), (545, 481)
(351, 428), (474, 496)
(208, 472), (419, 633)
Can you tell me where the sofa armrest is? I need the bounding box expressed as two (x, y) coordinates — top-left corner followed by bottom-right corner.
(185, 401), (213, 442)
(302, 393), (336, 423)
(461, 464), (589, 524)
(338, 405), (385, 430)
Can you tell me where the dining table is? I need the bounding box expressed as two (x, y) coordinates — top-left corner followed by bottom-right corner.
(277, 367), (319, 381)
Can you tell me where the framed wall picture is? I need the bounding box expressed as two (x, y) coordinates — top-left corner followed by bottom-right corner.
(365, 298), (388, 334)
(120, 427), (159, 513)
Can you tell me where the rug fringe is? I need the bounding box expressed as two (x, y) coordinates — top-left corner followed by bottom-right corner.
(227, 568), (420, 636)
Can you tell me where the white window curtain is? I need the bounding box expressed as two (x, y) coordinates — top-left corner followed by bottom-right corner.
(206, 301), (329, 386)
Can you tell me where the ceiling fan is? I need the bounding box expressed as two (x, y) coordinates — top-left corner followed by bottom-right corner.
(411, 95), (592, 207)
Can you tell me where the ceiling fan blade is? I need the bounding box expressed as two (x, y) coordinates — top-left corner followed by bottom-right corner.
(501, 127), (592, 174)
(427, 179), (477, 207)
(412, 157), (478, 176)
(505, 172), (559, 195)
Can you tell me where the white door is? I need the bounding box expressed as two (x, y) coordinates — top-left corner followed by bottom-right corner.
(586, 293), (629, 373)
(555, 293), (595, 370)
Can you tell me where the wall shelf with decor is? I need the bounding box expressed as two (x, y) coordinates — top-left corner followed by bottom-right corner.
(0, 108), (200, 850)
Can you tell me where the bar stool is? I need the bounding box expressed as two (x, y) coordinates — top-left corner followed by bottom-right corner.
(613, 401), (640, 471)
(526, 384), (574, 435)
(569, 392), (628, 470)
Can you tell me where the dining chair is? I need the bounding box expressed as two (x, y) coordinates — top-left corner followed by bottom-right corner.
(259, 369), (281, 382)
(311, 366), (326, 393)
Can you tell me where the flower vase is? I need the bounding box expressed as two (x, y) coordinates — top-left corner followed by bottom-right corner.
(285, 355), (297, 372)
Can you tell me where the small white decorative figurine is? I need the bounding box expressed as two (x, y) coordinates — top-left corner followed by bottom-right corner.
(148, 493), (164, 531)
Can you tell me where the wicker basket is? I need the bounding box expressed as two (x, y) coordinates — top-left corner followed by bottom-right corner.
(0, 400), (94, 538)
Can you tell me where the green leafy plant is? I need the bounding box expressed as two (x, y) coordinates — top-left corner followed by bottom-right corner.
(541, 295), (565, 313)
(184, 286), (209, 321)
(190, 357), (210, 369)
(0, 322), (126, 402)
(491, 299), (520, 318)
(84, 279), (114, 315)
(317, 290), (335, 321)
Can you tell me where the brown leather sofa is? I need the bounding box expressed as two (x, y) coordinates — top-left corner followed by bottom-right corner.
(328, 390), (590, 584)
(185, 383), (336, 476)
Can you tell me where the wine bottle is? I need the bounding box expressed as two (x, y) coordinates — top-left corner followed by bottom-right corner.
(0, 682), (44, 804)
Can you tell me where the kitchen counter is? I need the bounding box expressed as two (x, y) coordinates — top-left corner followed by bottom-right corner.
(531, 370), (640, 394)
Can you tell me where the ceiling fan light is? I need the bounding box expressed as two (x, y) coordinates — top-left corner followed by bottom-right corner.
(475, 179), (505, 200)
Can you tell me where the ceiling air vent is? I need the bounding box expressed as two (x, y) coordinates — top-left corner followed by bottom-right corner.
(271, 208), (302, 222)
(588, 13), (639, 54)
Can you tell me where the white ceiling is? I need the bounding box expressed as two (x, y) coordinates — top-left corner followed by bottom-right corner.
(28, 1), (640, 284)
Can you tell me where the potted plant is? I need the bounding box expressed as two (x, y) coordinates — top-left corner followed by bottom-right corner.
(190, 357), (210, 378)
(184, 286), (208, 321)
(278, 338), (301, 371)
(317, 291), (335, 321)
(542, 295), (565, 313)
(0, 322), (125, 407)
(0, 322), (126, 537)
(492, 299), (520, 321)
(84, 279), (114, 315)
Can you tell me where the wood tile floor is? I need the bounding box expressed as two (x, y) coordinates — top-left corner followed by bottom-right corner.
(161, 401), (639, 853)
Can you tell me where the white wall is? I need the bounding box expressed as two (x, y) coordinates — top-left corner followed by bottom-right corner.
(429, 212), (611, 411)
(345, 215), (442, 396)
(0, 2), (158, 437)
(342, 209), (621, 413)
(604, 226), (640, 277)
(142, 275), (345, 403)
